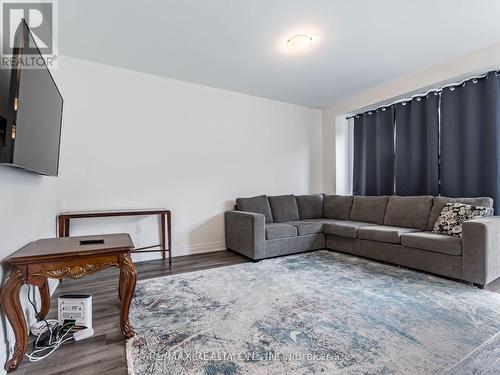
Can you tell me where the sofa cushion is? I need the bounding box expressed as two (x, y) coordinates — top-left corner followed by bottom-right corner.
(284, 221), (324, 236)
(349, 196), (389, 224)
(268, 195), (300, 223)
(296, 194), (323, 219)
(323, 195), (353, 220)
(384, 196), (433, 230)
(358, 225), (420, 244)
(401, 232), (462, 256)
(324, 220), (376, 239)
(265, 223), (298, 240)
(303, 218), (340, 225)
(427, 196), (493, 230)
(236, 195), (273, 223)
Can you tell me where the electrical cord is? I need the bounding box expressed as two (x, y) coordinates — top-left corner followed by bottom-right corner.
(26, 322), (75, 362)
(27, 286), (52, 335)
(30, 320), (58, 336)
(25, 285), (79, 362)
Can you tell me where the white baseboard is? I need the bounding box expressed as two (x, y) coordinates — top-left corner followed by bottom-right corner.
(174, 241), (226, 257)
(131, 241), (226, 263)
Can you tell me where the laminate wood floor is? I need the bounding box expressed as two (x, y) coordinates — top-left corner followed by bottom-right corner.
(13, 250), (500, 375)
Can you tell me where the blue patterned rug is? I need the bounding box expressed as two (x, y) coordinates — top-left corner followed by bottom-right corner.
(127, 250), (500, 374)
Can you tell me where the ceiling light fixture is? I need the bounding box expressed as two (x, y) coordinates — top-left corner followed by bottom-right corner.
(286, 34), (313, 53)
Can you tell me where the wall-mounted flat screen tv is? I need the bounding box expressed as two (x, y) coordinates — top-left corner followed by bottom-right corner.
(0, 20), (63, 176)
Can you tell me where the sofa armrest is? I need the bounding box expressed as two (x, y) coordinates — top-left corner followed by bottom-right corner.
(224, 210), (265, 260)
(462, 216), (500, 285)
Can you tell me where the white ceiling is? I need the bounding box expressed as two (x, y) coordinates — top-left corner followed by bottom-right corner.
(59, 0), (500, 108)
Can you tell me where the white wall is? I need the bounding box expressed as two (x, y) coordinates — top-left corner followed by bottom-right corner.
(55, 56), (323, 260)
(322, 42), (500, 193)
(335, 117), (354, 195)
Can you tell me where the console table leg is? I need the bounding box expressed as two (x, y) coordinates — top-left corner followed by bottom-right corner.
(64, 218), (70, 237)
(160, 213), (166, 260)
(119, 253), (136, 338)
(38, 278), (51, 320)
(167, 211), (172, 266)
(58, 217), (65, 237)
(0, 267), (28, 372)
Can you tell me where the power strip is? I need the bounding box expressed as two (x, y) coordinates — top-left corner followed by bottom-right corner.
(73, 328), (94, 341)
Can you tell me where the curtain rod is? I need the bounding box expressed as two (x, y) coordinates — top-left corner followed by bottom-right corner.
(346, 70), (499, 120)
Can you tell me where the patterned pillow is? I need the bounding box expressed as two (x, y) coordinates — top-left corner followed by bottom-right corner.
(432, 203), (491, 237)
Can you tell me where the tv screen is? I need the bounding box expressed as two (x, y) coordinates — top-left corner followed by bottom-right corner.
(0, 20), (63, 176)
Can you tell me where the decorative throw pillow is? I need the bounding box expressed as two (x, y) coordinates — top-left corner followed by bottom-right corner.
(432, 203), (491, 237)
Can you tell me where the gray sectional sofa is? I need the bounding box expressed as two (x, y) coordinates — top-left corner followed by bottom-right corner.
(224, 194), (500, 287)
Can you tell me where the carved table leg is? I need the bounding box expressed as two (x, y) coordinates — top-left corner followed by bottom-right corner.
(118, 271), (123, 301)
(0, 267), (28, 372)
(119, 253), (136, 338)
(38, 278), (51, 320)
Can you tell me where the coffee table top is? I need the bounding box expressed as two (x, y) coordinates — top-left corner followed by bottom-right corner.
(3, 233), (134, 264)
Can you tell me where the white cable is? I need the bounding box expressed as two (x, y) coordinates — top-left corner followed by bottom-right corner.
(30, 320), (58, 336)
(26, 334), (73, 362)
(26, 322), (77, 362)
(25, 336), (74, 362)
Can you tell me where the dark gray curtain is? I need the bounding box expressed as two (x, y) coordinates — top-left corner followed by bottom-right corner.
(441, 71), (500, 212)
(394, 94), (440, 196)
(353, 108), (395, 195)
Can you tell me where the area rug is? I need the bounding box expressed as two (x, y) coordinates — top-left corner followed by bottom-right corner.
(126, 250), (500, 374)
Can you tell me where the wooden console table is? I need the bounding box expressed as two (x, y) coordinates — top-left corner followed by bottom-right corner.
(57, 208), (172, 265)
(0, 234), (136, 372)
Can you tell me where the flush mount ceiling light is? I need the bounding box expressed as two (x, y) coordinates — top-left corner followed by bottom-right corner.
(286, 34), (313, 53)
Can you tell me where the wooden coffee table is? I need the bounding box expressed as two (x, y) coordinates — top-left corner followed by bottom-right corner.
(0, 233), (136, 372)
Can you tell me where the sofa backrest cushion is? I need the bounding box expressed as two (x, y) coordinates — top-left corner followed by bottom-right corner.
(384, 196), (433, 230)
(236, 195), (273, 223)
(323, 195), (353, 220)
(427, 196), (494, 230)
(349, 196), (389, 224)
(268, 195), (300, 223)
(296, 194), (323, 219)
